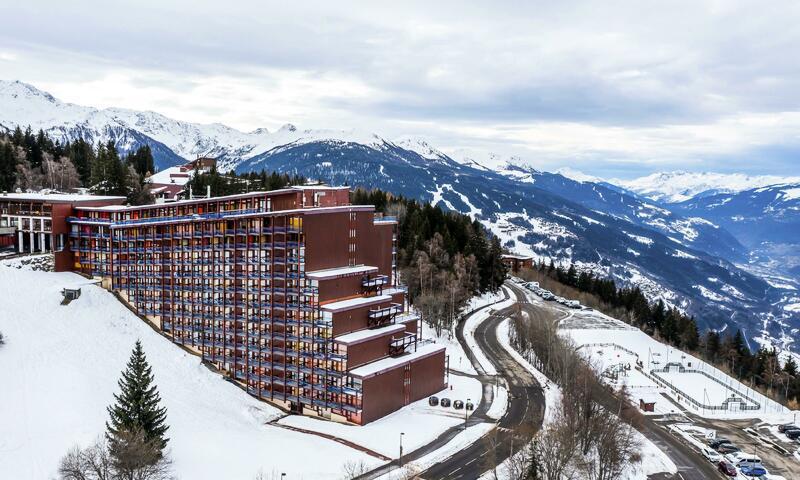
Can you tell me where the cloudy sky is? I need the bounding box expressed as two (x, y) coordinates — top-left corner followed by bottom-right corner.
(1, 0), (799, 178)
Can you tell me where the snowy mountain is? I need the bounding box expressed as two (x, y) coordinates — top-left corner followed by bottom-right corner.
(2, 79), (797, 352)
(612, 171), (800, 204)
(673, 183), (800, 281)
(235, 140), (798, 350)
(0, 80), (390, 171)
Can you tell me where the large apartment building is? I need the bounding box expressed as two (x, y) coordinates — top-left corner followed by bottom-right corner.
(59, 186), (446, 424)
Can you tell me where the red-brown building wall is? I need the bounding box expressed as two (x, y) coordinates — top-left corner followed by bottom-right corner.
(359, 349), (447, 424)
(330, 299), (393, 336)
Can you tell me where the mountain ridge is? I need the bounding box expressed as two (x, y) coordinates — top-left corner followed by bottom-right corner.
(2, 79), (797, 353)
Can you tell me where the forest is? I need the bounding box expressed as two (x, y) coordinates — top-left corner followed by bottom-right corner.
(0, 126), (154, 204)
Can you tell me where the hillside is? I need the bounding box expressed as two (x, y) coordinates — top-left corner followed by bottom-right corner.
(0, 258), (380, 479)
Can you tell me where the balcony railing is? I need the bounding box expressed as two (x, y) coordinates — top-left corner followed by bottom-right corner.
(362, 275), (388, 288)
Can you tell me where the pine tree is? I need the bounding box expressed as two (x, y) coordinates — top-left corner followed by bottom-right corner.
(106, 340), (169, 462)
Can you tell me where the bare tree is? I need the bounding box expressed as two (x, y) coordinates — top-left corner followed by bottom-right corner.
(340, 459), (369, 479)
(58, 432), (171, 480)
(42, 153), (81, 191)
(59, 438), (113, 480)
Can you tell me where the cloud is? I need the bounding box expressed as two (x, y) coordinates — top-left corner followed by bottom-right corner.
(1, 0), (800, 177)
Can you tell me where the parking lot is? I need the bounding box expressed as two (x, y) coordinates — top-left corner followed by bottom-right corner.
(670, 417), (799, 478)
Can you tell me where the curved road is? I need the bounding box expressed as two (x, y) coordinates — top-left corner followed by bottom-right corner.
(420, 288), (545, 479)
(423, 281), (722, 479)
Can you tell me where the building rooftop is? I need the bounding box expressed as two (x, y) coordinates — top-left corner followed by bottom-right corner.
(306, 265), (378, 280)
(321, 294), (392, 313)
(502, 254), (533, 260)
(0, 192), (126, 203)
(75, 185), (349, 212)
(334, 324), (406, 346)
(349, 344), (445, 379)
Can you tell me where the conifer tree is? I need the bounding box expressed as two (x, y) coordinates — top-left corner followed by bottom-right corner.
(106, 340), (169, 461)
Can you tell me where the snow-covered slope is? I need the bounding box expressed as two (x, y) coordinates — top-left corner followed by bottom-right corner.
(612, 171), (800, 204)
(0, 259), (380, 479)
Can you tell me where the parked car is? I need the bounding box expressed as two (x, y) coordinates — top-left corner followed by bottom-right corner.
(700, 447), (722, 463)
(567, 300), (581, 309)
(717, 460), (737, 477)
(465, 401), (474, 411)
(725, 452), (761, 467)
(778, 423), (798, 433)
(785, 428), (800, 439)
(708, 438), (732, 449)
(428, 396), (439, 407)
(716, 444), (740, 454)
(739, 464), (767, 477)
(440, 397), (451, 408)
(453, 400), (464, 410)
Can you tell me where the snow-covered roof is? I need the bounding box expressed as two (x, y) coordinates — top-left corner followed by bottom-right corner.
(0, 193), (126, 203)
(306, 265), (377, 280)
(334, 324), (405, 346)
(349, 344), (445, 379)
(321, 294), (392, 313)
(147, 166), (194, 186)
(502, 254), (533, 260)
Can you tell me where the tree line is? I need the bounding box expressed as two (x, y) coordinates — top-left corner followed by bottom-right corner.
(186, 168), (307, 198)
(519, 261), (800, 409)
(352, 188), (507, 336)
(0, 126), (154, 204)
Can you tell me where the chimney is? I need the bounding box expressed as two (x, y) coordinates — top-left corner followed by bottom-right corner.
(206, 185), (211, 199)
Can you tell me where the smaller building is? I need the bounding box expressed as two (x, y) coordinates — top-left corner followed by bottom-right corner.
(145, 158), (219, 203)
(0, 192), (125, 267)
(502, 254), (534, 273)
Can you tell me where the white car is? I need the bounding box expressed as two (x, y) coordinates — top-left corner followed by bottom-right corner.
(700, 447), (722, 463)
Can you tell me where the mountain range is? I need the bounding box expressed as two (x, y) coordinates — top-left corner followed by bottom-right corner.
(1, 79), (798, 354)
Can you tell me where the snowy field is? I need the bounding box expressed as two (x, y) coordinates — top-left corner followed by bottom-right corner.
(561, 308), (795, 421)
(0, 261), (420, 479)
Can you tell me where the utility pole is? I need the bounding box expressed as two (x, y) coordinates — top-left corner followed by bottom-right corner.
(399, 432), (404, 467)
(464, 398), (471, 430)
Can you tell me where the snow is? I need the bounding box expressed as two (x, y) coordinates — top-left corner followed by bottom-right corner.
(306, 264), (378, 279)
(693, 284), (726, 302)
(781, 187), (800, 201)
(0, 261), (381, 480)
(335, 324), (406, 345)
(420, 289), (506, 375)
(0, 192), (125, 202)
(560, 309), (793, 420)
(321, 294), (392, 312)
(278, 373), (483, 460)
(485, 317), (677, 480)
(672, 249), (698, 259)
(376, 423), (496, 480)
(146, 166), (194, 186)
(0, 80), (416, 171)
(349, 344), (445, 378)
(462, 287), (516, 375)
(612, 171), (800, 204)
(623, 231), (654, 246)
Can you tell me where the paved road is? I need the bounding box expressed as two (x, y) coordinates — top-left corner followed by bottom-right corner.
(420, 288), (546, 479)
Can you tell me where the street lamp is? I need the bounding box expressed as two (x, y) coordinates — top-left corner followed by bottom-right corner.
(399, 432), (404, 467)
(464, 398), (471, 430)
